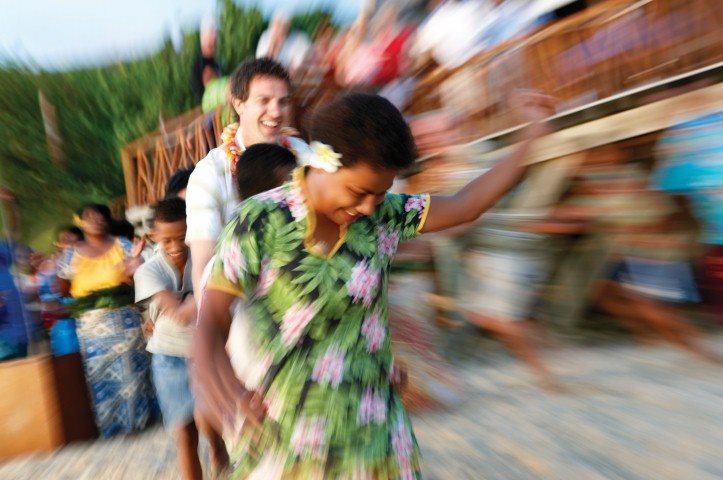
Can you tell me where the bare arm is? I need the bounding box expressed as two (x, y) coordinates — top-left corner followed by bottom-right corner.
(190, 239), (215, 297)
(421, 92), (554, 233)
(150, 290), (196, 326)
(190, 288), (263, 432)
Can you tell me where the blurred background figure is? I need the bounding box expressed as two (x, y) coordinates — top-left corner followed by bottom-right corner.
(56, 204), (155, 438)
(191, 17), (222, 105)
(654, 111), (723, 322)
(256, 11), (312, 77)
(0, 188), (30, 361)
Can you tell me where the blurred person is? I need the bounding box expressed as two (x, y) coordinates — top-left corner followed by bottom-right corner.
(654, 111), (723, 320)
(342, 3), (415, 88)
(134, 198), (226, 479)
(35, 226), (84, 330)
(192, 91), (552, 478)
(549, 148), (722, 364)
(256, 13), (312, 77)
(56, 203), (155, 437)
(203, 144), (297, 391)
(191, 17), (223, 104)
(165, 167), (195, 200)
(0, 188), (29, 360)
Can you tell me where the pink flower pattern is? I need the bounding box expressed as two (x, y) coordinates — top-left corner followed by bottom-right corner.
(255, 257), (279, 296)
(378, 226), (400, 259)
(290, 416), (328, 460)
(254, 186), (286, 204)
(221, 238), (245, 284)
(347, 259), (380, 306)
(215, 187), (430, 476)
(361, 310), (385, 353)
(280, 303), (317, 347)
(311, 344), (345, 389)
(392, 414), (415, 480)
(404, 196), (426, 217)
(357, 388), (387, 426)
(286, 186), (308, 221)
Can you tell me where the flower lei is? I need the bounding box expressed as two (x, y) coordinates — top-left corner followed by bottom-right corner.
(221, 123), (343, 174)
(220, 123), (242, 176)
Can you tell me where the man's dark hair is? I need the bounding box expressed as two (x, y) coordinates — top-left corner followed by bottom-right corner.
(152, 197), (187, 225)
(307, 93), (416, 171)
(165, 168), (194, 199)
(236, 144), (296, 199)
(229, 57), (291, 101)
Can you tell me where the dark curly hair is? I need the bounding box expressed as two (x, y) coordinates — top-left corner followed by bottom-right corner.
(236, 143), (296, 199)
(229, 57), (291, 101)
(307, 93), (417, 172)
(164, 168), (194, 199)
(152, 197), (186, 225)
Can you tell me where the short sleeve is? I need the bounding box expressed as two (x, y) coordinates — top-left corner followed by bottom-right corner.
(185, 154), (226, 243)
(205, 201), (266, 298)
(56, 247), (75, 280)
(377, 193), (431, 242)
(134, 259), (172, 304)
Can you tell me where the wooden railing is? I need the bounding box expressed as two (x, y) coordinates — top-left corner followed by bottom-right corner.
(411, 0), (722, 138)
(121, 108), (227, 207)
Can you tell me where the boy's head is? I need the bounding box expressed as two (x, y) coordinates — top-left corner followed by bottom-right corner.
(236, 143), (297, 199)
(165, 168), (194, 200)
(229, 57), (292, 147)
(151, 198), (188, 269)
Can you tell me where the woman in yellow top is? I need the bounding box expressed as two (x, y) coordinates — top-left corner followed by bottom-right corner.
(57, 204), (155, 437)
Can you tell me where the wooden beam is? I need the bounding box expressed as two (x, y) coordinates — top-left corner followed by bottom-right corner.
(120, 148), (137, 207)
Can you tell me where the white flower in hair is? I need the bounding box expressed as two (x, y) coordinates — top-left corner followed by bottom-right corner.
(294, 140), (343, 173)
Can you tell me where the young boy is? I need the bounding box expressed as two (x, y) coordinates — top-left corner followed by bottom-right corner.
(134, 197), (226, 480)
(218, 143), (298, 383)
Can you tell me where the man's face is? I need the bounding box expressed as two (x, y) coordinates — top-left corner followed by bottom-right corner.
(233, 76), (291, 147)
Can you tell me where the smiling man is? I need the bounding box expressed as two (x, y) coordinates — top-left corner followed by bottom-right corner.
(185, 57), (294, 296)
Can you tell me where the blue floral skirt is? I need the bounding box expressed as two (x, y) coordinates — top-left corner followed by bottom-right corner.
(77, 305), (155, 437)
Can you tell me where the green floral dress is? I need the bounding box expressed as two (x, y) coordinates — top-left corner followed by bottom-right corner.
(208, 168), (430, 479)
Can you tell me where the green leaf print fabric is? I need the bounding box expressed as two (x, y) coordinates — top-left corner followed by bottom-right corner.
(208, 168), (430, 479)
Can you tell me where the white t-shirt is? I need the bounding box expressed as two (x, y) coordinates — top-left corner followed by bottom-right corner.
(134, 252), (193, 357)
(185, 128), (245, 244)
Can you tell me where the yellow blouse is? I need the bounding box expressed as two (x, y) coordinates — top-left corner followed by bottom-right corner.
(60, 239), (130, 298)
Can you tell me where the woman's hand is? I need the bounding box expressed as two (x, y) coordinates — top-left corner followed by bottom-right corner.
(510, 89), (555, 139)
(123, 237), (145, 278)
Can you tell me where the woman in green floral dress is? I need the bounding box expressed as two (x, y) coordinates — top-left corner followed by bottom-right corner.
(193, 92), (553, 479)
